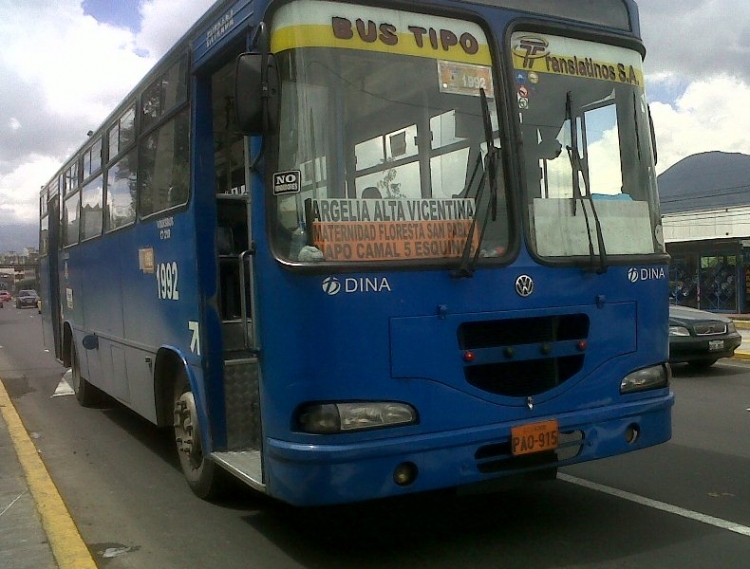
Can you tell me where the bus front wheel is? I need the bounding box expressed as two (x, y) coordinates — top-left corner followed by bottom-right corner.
(173, 378), (224, 499)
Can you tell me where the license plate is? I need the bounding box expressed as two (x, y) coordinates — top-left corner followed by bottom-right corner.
(708, 339), (725, 352)
(511, 419), (559, 456)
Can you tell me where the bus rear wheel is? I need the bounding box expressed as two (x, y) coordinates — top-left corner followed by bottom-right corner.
(70, 340), (99, 407)
(173, 377), (225, 499)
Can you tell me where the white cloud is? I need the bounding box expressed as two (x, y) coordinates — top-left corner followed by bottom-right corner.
(639, 1), (750, 82)
(137, 0), (214, 58)
(649, 75), (750, 174)
(0, 2), (146, 126)
(0, 0), (212, 228)
(0, 154), (62, 223)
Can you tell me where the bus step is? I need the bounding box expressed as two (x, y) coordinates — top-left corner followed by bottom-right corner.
(212, 450), (264, 491)
(224, 358), (261, 450)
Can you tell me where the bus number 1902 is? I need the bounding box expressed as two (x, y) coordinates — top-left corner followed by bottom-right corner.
(156, 262), (180, 301)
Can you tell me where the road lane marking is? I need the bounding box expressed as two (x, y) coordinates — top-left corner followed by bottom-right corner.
(0, 376), (98, 569)
(560, 473), (750, 538)
(0, 491), (26, 518)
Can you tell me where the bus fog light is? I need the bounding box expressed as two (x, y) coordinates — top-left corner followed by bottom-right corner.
(620, 364), (670, 394)
(625, 424), (640, 444)
(393, 462), (418, 486)
(296, 402), (417, 433)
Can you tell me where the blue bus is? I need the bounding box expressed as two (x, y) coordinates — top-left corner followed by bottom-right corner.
(39, 0), (673, 506)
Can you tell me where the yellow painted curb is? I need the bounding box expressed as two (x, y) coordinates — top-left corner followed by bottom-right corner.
(0, 378), (98, 569)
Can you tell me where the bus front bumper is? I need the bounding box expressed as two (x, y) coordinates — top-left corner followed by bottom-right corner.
(263, 392), (674, 506)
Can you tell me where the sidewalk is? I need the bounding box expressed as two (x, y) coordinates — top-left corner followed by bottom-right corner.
(0, 379), (96, 569)
(0, 404), (56, 569)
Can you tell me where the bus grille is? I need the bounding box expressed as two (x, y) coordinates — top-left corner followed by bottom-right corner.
(458, 315), (588, 397)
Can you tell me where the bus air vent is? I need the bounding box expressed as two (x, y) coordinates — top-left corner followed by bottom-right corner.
(458, 315), (589, 397)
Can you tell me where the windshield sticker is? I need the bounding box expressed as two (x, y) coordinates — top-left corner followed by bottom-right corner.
(438, 61), (494, 97)
(512, 34), (643, 87)
(308, 198), (478, 261)
(273, 170), (302, 195)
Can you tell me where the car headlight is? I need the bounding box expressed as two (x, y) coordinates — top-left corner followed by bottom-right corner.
(621, 364), (671, 394)
(668, 325), (690, 337)
(296, 402), (418, 434)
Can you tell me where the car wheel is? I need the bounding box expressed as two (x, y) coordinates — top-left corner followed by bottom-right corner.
(687, 358), (718, 369)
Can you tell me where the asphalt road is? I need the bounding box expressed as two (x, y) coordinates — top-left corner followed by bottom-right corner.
(1, 305), (749, 568)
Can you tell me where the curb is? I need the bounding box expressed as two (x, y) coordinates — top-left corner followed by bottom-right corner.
(733, 320), (750, 331)
(0, 379), (98, 569)
(728, 318), (750, 359)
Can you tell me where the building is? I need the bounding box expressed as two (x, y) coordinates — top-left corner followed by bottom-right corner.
(659, 151), (750, 313)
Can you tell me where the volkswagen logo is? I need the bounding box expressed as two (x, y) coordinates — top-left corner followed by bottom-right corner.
(322, 277), (341, 295)
(515, 274), (534, 297)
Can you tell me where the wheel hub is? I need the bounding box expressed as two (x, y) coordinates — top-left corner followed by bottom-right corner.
(174, 391), (203, 469)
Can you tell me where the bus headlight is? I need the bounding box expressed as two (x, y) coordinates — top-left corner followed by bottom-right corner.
(620, 364), (671, 394)
(296, 402), (418, 434)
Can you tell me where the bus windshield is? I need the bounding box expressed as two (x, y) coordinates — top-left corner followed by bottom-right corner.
(270, 2), (509, 265)
(513, 32), (664, 260)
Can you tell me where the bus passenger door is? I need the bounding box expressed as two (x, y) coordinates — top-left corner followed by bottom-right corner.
(46, 195), (64, 361)
(209, 61), (263, 485)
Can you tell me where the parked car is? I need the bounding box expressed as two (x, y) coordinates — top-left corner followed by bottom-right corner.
(15, 289), (39, 309)
(668, 305), (742, 368)
(0, 290), (10, 307)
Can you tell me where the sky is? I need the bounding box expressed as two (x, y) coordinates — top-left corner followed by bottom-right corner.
(2, 0), (750, 232)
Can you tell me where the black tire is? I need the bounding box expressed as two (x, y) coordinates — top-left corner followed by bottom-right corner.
(70, 340), (100, 407)
(173, 373), (225, 500)
(687, 358), (718, 369)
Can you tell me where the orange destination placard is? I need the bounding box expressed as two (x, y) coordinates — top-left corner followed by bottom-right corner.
(310, 198), (478, 262)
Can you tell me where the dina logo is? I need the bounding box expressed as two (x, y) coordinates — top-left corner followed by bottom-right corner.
(322, 277), (392, 296)
(322, 277), (341, 295)
(628, 267), (666, 283)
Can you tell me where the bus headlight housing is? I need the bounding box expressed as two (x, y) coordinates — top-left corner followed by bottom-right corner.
(296, 402), (417, 434)
(620, 364), (671, 394)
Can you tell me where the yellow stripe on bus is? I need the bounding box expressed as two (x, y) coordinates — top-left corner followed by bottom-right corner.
(271, 24), (492, 65)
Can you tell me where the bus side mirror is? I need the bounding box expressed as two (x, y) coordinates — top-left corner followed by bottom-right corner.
(235, 52), (279, 135)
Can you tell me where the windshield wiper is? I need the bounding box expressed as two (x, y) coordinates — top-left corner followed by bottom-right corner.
(565, 91), (608, 274)
(454, 88), (499, 278)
